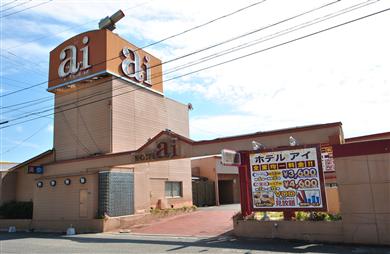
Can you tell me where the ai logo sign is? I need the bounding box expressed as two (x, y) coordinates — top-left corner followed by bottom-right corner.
(57, 35), (152, 86)
(58, 36), (91, 78)
(121, 47), (152, 86)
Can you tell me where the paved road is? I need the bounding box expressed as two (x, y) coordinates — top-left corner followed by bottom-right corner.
(129, 204), (240, 237)
(1, 232), (389, 254)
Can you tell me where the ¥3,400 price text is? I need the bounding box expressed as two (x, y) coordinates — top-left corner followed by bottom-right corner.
(283, 178), (318, 189)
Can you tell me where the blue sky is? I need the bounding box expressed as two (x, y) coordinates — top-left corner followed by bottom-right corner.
(1, 0), (389, 163)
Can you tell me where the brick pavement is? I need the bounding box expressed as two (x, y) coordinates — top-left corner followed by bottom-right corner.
(129, 205), (239, 237)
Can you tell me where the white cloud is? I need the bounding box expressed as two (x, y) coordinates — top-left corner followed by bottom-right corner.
(2, 0), (389, 143)
(15, 126), (23, 133)
(46, 123), (53, 133)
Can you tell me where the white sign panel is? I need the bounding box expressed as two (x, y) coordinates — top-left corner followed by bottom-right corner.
(249, 146), (327, 211)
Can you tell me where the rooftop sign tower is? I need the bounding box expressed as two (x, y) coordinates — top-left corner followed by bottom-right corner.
(48, 10), (163, 94)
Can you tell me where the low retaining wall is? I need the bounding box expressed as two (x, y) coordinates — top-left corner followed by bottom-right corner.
(234, 219), (344, 243)
(32, 220), (103, 233)
(0, 219), (32, 231)
(0, 208), (196, 233)
(104, 208), (196, 232)
(0, 219), (103, 233)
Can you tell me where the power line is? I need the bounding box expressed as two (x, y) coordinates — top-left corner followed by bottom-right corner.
(164, 7), (390, 84)
(0, 120), (49, 155)
(0, 0), (340, 107)
(161, 0), (378, 77)
(140, 0), (267, 50)
(60, 110), (90, 154)
(0, 80), (46, 97)
(2, 5), (388, 129)
(2, 0), (331, 105)
(0, 0), (30, 13)
(0, 0), (155, 79)
(0, 54), (47, 77)
(0, 0), (54, 19)
(4, 0), (155, 50)
(1, 0), (380, 123)
(159, 0), (341, 72)
(2, 0), (337, 109)
(0, 95), (52, 110)
(0, 0), (268, 97)
(78, 107), (101, 153)
(0, 0), (18, 9)
(0, 77), (47, 95)
(1, 0), (374, 119)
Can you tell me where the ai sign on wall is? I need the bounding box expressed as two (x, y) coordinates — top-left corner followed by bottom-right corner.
(249, 145), (327, 211)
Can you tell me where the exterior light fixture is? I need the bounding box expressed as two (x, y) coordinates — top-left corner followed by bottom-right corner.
(80, 177), (87, 184)
(99, 10), (125, 31)
(36, 181), (43, 188)
(252, 141), (265, 150)
(64, 179), (71, 185)
(289, 136), (299, 146)
(50, 180), (56, 187)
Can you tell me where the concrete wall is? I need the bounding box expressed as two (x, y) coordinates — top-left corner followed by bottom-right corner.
(0, 219), (103, 233)
(15, 153), (55, 202)
(191, 157), (241, 205)
(191, 125), (343, 158)
(0, 219), (32, 231)
(191, 157), (218, 181)
(336, 153), (390, 245)
(234, 219), (344, 243)
(33, 173), (99, 221)
(44, 77), (192, 220)
(234, 140), (390, 245)
(54, 80), (112, 160)
(134, 159), (192, 212)
(111, 79), (190, 153)
(0, 151), (54, 205)
(325, 187), (340, 214)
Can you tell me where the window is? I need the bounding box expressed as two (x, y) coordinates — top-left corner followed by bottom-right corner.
(165, 181), (182, 198)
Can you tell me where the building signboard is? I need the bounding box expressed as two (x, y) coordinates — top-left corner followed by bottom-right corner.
(249, 145), (327, 211)
(27, 165), (44, 174)
(320, 144), (335, 172)
(48, 29), (163, 93)
(133, 141), (178, 163)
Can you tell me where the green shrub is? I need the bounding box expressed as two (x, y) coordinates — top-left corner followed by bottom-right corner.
(296, 211), (309, 221)
(308, 212), (327, 221)
(327, 213), (342, 221)
(150, 205), (196, 215)
(0, 201), (33, 219)
(295, 211), (342, 221)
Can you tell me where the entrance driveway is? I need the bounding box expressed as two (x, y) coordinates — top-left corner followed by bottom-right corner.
(130, 204), (240, 237)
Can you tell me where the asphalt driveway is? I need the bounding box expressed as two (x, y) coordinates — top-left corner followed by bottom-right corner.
(1, 232), (389, 254)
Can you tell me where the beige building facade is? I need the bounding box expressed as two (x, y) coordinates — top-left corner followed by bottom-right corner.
(3, 25), (384, 238)
(0, 29), (192, 232)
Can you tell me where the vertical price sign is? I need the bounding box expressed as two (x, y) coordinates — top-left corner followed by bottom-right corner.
(249, 145), (327, 211)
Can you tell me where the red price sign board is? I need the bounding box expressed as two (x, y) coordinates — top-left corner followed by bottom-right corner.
(249, 145), (327, 211)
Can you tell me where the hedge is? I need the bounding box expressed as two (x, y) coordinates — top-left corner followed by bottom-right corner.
(0, 201), (33, 219)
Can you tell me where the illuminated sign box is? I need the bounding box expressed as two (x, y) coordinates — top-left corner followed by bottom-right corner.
(249, 145), (327, 211)
(48, 29), (163, 93)
(27, 165), (44, 174)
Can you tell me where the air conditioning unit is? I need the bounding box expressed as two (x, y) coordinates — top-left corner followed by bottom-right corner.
(221, 149), (241, 166)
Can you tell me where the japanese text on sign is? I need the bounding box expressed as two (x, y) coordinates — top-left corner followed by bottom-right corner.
(249, 147), (326, 211)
